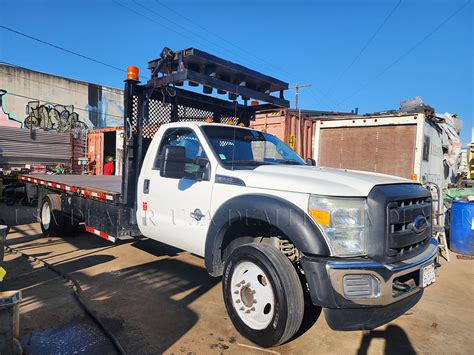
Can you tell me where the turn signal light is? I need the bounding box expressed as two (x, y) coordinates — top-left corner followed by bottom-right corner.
(309, 209), (330, 227)
(127, 66), (139, 81)
(411, 173), (418, 181)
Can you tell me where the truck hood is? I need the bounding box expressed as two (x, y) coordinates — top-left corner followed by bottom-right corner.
(229, 165), (412, 197)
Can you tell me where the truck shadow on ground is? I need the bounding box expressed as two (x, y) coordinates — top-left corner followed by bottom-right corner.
(2, 225), (220, 353)
(356, 325), (416, 355)
(80, 258), (221, 353)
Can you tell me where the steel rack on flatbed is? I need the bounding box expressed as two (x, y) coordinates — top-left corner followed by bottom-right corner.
(18, 46), (289, 244)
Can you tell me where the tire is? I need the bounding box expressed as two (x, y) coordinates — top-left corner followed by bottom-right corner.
(40, 194), (65, 237)
(222, 243), (305, 348)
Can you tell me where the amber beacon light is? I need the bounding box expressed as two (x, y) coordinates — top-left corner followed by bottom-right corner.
(126, 66), (139, 81)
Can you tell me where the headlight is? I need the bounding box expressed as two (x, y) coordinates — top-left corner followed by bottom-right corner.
(308, 196), (368, 257)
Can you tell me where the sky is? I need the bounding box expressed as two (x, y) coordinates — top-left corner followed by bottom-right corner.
(0, 0), (473, 145)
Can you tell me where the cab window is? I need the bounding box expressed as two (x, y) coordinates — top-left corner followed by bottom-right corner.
(153, 128), (208, 176)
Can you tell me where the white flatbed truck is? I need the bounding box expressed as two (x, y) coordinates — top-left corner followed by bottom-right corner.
(20, 47), (438, 347)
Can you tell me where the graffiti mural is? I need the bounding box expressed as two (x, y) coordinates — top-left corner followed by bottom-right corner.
(0, 89), (22, 127)
(24, 101), (88, 134)
(85, 84), (124, 128)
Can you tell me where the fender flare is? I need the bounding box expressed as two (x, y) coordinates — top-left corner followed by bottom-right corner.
(205, 194), (330, 276)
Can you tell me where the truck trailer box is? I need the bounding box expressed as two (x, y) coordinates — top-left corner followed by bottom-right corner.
(313, 113), (461, 189)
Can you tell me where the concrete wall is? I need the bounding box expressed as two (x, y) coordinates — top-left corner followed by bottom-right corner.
(0, 64), (124, 133)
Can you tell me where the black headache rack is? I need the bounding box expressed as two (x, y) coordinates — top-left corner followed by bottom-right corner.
(121, 47), (290, 208)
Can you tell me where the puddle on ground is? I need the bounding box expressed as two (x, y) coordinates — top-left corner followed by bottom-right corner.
(21, 317), (117, 354)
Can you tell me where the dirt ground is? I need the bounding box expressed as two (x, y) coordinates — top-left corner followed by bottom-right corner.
(1, 202), (473, 354)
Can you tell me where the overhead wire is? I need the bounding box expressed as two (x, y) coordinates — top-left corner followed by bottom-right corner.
(117, 0), (339, 108)
(0, 63), (122, 96)
(324, 0), (402, 96)
(153, 0), (297, 79)
(0, 25), (125, 73)
(336, 0), (472, 107)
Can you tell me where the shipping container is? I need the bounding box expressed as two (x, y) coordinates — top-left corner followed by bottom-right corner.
(87, 127), (124, 176)
(253, 109), (351, 159)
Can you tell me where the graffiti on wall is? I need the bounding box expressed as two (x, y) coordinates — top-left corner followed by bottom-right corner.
(0, 89), (22, 128)
(24, 101), (88, 134)
(85, 84), (124, 128)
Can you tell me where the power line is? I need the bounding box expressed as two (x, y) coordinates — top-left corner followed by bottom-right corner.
(325, 0), (402, 96)
(151, 0), (341, 108)
(132, 0), (264, 71)
(117, 0), (288, 79)
(153, 0), (294, 79)
(336, 0), (472, 107)
(0, 63), (123, 96)
(0, 25), (126, 73)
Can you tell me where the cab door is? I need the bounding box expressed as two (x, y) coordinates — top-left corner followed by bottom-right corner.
(137, 126), (213, 256)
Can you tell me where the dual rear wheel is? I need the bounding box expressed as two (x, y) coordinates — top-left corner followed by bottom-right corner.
(40, 194), (78, 237)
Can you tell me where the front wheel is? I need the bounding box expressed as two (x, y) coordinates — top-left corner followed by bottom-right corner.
(222, 243), (305, 348)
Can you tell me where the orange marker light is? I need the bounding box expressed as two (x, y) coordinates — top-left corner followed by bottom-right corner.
(411, 173), (418, 181)
(309, 209), (331, 227)
(127, 66), (139, 81)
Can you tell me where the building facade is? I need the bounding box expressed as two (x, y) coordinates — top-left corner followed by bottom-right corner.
(0, 64), (124, 132)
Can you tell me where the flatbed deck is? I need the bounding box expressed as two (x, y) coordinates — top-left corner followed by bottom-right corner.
(19, 174), (122, 202)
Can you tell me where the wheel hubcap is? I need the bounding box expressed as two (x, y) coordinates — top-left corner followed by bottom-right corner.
(230, 261), (275, 330)
(41, 202), (51, 230)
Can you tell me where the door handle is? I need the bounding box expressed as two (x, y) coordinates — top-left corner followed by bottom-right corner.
(143, 179), (150, 194)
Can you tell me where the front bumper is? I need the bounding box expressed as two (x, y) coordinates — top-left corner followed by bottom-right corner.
(301, 238), (438, 330)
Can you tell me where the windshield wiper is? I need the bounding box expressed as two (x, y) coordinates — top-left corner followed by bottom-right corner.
(279, 160), (303, 165)
(225, 160), (270, 166)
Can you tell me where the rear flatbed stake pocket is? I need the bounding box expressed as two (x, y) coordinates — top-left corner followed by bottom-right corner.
(20, 47), (439, 348)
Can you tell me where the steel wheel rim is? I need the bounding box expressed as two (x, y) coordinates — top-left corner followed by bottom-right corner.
(230, 260), (275, 330)
(41, 201), (51, 230)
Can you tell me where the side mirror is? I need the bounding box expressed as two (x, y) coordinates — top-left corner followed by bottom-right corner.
(160, 145), (187, 179)
(306, 158), (316, 166)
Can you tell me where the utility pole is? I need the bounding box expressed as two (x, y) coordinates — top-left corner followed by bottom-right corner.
(289, 82), (312, 109)
(288, 82), (312, 158)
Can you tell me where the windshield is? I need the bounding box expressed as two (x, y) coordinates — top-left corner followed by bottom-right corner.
(201, 125), (306, 169)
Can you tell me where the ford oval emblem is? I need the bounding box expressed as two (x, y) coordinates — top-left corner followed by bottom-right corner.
(409, 215), (429, 234)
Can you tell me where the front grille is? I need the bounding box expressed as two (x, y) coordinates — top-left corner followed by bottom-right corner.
(367, 184), (433, 263)
(386, 196), (432, 259)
